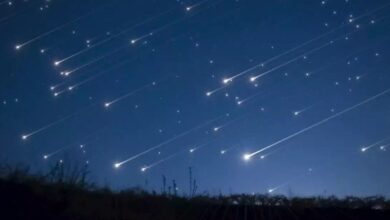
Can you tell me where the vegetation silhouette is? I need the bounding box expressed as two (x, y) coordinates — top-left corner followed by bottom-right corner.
(0, 162), (389, 220)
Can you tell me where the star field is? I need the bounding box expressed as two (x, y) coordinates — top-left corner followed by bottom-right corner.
(1, 0), (390, 196)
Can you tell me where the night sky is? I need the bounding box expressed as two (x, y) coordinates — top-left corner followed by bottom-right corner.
(1, 0), (390, 197)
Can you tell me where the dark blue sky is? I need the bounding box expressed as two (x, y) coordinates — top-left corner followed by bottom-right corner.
(1, 0), (390, 197)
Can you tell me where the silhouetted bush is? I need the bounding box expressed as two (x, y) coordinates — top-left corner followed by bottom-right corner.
(0, 163), (389, 220)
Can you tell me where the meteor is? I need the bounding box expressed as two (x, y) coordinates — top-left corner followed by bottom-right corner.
(380, 144), (388, 151)
(360, 137), (390, 152)
(131, 0), (218, 46)
(259, 148), (281, 160)
(54, 6), (177, 65)
(205, 85), (227, 97)
(185, 0), (208, 12)
(249, 38), (341, 82)
(222, 2), (390, 83)
(293, 106), (312, 116)
(14, 6), (103, 50)
(220, 147), (235, 155)
(42, 128), (104, 160)
(104, 77), (170, 109)
(60, 45), (127, 76)
(243, 88), (390, 160)
(103, 81), (155, 108)
(268, 168), (313, 193)
(140, 152), (180, 172)
(21, 104), (96, 140)
(113, 114), (226, 168)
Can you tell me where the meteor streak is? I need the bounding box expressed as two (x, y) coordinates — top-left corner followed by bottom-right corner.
(113, 114), (226, 168)
(104, 81), (156, 108)
(360, 137), (390, 152)
(15, 6), (104, 50)
(60, 45), (127, 76)
(21, 104), (96, 140)
(249, 39), (340, 82)
(131, 0), (219, 45)
(185, 0), (208, 12)
(54, 7), (177, 65)
(206, 86), (227, 97)
(268, 168), (313, 193)
(42, 128), (105, 159)
(222, 3), (390, 83)
(243, 88), (390, 160)
(293, 106), (312, 116)
(141, 153), (180, 172)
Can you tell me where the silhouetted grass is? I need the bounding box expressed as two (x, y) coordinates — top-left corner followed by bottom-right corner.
(0, 163), (389, 220)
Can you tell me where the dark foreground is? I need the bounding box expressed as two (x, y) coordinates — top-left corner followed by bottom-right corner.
(1, 165), (389, 220)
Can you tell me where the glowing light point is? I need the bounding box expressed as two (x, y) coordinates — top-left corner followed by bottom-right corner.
(189, 148), (196, 153)
(260, 155), (266, 159)
(15, 45), (21, 50)
(250, 77), (256, 82)
(361, 147), (367, 152)
(114, 163), (121, 169)
(141, 167), (148, 172)
(268, 188), (275, 193)
(206, 91), (212, 96)
(237, 101), (243, 105)
(68, 86), (73, 91)
(130, 39), (136, 44)
(21, 135), (28, 140)
(186, 7), (191, 11)
(43, 155), (49, 160)
(54, 61), (60, 66)
(50, 86), (55, 91)
(293, 111), (300, 116)
(213, 127), (220, 132)
(243, 153), (252, 161)
(104, 102), (111, 108)
(220, 150), (226, 154)
(222, 78), (232, 84)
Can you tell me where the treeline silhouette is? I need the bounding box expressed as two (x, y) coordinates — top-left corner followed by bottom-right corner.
(0, 162), (389, 220)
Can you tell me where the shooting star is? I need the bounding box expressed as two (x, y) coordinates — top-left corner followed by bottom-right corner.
(360, 137), (390, 152)
(58, 45), (127, 76)
(104, 81), (157, 108)
(206, 85), (227, 97)
(249, 38), (342, 82)
(293, 106), (312, 116)
(42, 129), (103, 160)
(243, 88), (390, 160)
(222, 2), (390, 84)
(21, 104), (96, 140)
(268, 168), (314, 193)
(140, 152), (180, 172)
(113, 114), (226, 168)
(185, 0), (208, 11)
(15, 5), (104, 50)
(54, 6), (177, 65)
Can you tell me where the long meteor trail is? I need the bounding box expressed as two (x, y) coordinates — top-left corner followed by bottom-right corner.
(114, 114), (226, 168)
(141, 152), (180, 172)
(243, 88), (390, 160)
(104, 81), (156, 108)
(21, 104), (96, 140)
(54, 6), (178, 65)
(222, 2), (390, 84)
(15, 5), (106, 50)
(249, 35), (348, 82)
(361, 136), (390, 152)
